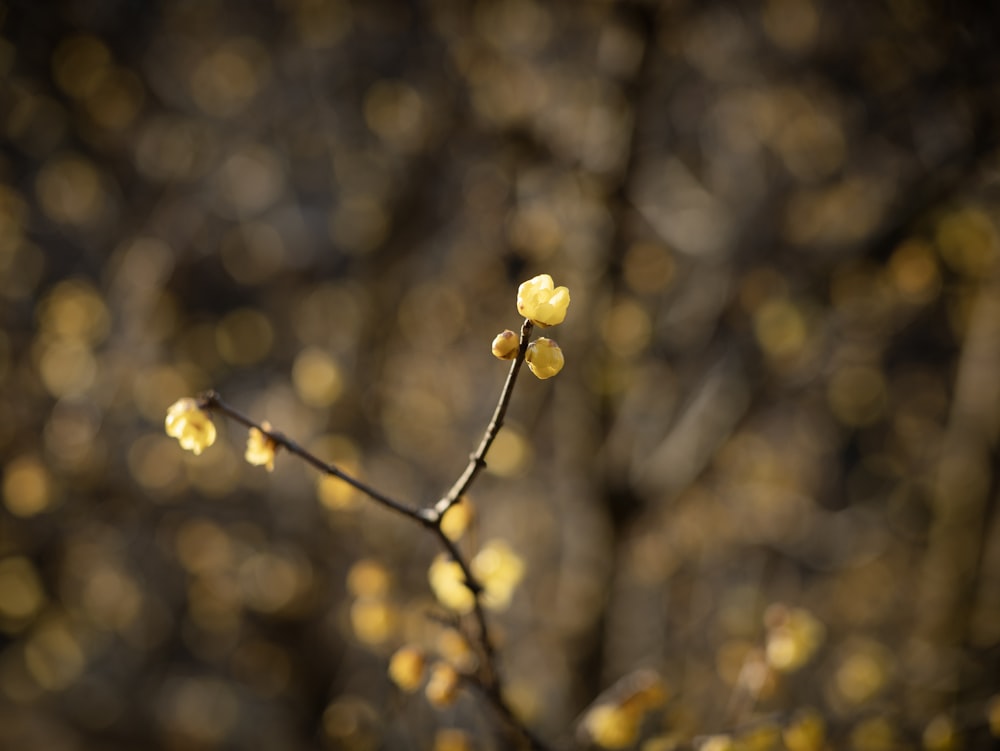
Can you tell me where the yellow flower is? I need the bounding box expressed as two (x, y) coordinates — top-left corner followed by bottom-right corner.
(525, 337), (564, 379)
(491, 330), (519, 360)
(580, 703), (641, 750)
(388, 646), (426, 693)
(440, 499), (474, 541)
(517, 274), (570, 327)
(429, 540), (525, 614)
(245, 420), (277, 471)
(425, 662), (461, 708)
(165, 397), (216, 455)
(472, 539), (524, 611)
(428, 554), (476, 614)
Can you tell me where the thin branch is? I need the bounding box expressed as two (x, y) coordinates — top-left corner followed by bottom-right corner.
(465, 676), (556, 751)
(424, 318), (556, 750)
(432, 318), (534, 519)
(194, 316), (553, 751)
(424, 556), (555, 751)
(197, 391), (425, 524)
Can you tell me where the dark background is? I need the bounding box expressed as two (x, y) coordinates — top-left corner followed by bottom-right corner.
(2, 0), (1000, 748)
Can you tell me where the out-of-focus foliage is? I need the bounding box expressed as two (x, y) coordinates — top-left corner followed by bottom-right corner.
(2, 0), (1000, 749)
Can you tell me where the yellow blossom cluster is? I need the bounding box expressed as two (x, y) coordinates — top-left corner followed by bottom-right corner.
(387, 625), (479, 711)
(493, 274), (571, 379)
(164, 397), (283, 475)
(387, 644), (465, 710)
(428, 539), (525, 615)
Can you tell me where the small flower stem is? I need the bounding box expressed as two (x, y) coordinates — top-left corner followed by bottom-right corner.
(432, 318), (534, 519)
(197, 391), (425, 524)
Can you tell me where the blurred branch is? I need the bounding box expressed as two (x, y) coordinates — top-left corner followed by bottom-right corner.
(916, 272), (1000, 647)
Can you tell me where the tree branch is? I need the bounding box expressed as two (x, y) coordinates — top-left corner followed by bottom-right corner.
(197, 390), (426, 524)
(431, 318), (534, 520)
(193, 315), (553, 751)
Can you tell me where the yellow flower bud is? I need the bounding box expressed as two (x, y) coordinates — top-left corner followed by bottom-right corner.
(165, 397), (216, 455)
(425, 662), (461, 708)
(440, 499), (474, 541)
(491, 330), (519, 360)
(517, 274), (570, 327)
(472, 539), (525, 612)
(388, 646), (426, 693)
(525, 337), (564, 379)
(430, 540), (526, 613)
(245, 420), (277, 471)
(580, 703), (641, 750)
(428, 554), (475, 614)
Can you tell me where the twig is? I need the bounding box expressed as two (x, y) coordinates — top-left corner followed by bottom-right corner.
(197, 391), (425, 524)
(465, 676), (556, 751)
(431, 318), (534, 520)
(193, 315), (553, 751)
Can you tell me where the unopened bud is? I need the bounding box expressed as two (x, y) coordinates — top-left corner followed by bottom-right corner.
(491, 330), (519, 360)
(525, 337), (564, 379)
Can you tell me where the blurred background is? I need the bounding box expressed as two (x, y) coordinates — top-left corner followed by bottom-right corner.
(2, 0), (1000, 748)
